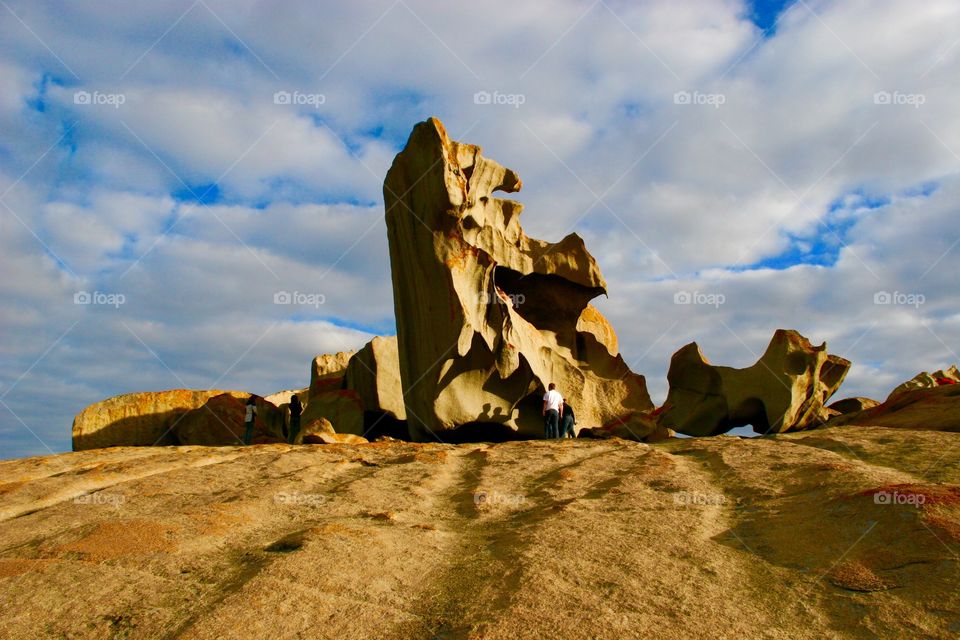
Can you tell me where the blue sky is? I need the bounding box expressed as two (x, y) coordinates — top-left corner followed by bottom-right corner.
(1, 0), (958, 458)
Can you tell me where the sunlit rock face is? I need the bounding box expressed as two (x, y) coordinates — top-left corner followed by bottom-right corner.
(659, 329), (850, 436)
(384, 117), (654, 441)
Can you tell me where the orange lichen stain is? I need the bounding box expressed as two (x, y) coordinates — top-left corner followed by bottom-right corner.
(187, 504), (252, 537)
(828, 561), (895, 592)
(857, 483), (960, 506)
(0, 480), (26, 496)
(57, 520), (177, 560)
(442, 231), (480, 270)
(413, 450), (448, 464)
(0, 558), (52, 578)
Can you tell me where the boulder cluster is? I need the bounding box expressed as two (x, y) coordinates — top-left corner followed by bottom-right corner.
(71, 118), (959, 449)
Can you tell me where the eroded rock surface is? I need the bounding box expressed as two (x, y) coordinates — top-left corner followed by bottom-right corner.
(888, 365), (960, 399)
(173, 393), (286, 446)
(828, 383), (960, 432)
(2, 428), (958, 639)
(384, 117), (653, 441)
(659, 329), (850, 436)
(72, 389), (252, 450)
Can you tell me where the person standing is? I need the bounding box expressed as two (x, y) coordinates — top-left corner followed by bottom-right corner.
(243, 395), (258, 445)
(288, 394), (303, 444)
(542, 383), (563, 439)
(560, 402), (576, 438)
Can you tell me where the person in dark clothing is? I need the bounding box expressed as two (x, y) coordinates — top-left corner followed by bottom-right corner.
(542, 382), (563, 439)
(288, 394), (303, 444)
(243, 395), (257, 445)
(560, 402), (576, 438)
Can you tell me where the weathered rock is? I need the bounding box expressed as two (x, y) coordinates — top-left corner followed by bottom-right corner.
(658, 329), (850, 436)
(303, 432), (369, 445)
(72, 389), (253, 450)
(576, 412), (672, 442)
(828, 397), (880, 415)
(827, 383), (960, 432)
(383, 117), (653, 441)
(263, 387), (309, 409)
(173, 393), (286, 446)
(299, 348), (366, 436)
(293, 417), (335, 445)
(888, 365), (959, 399)
(7, 428), (957, 639)
(311, 350), (355, 387)
(344, 336), (406, 420)
(300, 386), (364, 436)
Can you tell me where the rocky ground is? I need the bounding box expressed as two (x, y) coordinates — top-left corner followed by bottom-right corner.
(1, 426), (958, 639)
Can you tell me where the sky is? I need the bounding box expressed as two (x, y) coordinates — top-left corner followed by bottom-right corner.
(1, 0), (958, 459)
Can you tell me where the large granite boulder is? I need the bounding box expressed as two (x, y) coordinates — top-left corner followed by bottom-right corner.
(344, 336), (406, 421)
(828, 397), (880, 415)
(827, 383), (960, 432)
(300, 384), (365, 436)
(887, 365), (959, 399)
(311, 350), (355, 387)
(301, 337), (407, 438)
(72, 389), (252, 450)
(383, 117), (653, 441)
(658, 329), (850, 436)
(173, 393), (286, 445)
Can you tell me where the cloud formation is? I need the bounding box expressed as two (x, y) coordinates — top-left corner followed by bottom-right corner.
(1, 0), (958, 457)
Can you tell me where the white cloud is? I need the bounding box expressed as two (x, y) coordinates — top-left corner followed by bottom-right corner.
(1, 0), (959, 457)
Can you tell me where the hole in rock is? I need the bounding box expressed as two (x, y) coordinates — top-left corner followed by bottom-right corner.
(492, 266), (602, 336)
(726, 397), (772, 435)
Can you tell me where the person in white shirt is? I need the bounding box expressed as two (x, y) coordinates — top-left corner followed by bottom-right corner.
(243, 395), (258, 445)
(542, 383), (564, 439)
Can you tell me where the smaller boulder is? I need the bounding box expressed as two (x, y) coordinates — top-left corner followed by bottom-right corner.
(174, 393), (285, 446)
(293, 418), (335, 445)
(829, 383), (960, 432)
(888, 365), (960, 399)
(303, 433), (369, 445)
(828, 397), (880, 415)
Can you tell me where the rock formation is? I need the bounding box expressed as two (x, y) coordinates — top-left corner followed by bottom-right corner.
(826, 383), (960, 432)
(302, 432), (369, 445)
(300, 336), (407, 439)
(658, 329), (850, 436)
(344, 336), (406, 422)
(887, 365), (959, 399)
(828, 397), (880, 415)
(5, 428), (959, 638)
(173, 393), (286, 446)
(383, 117), (653, 441)
(72, 389), (254, 450)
